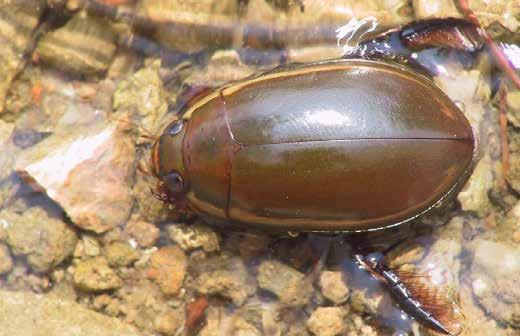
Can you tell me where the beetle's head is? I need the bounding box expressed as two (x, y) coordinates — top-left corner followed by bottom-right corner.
(150, 119), (188, 207)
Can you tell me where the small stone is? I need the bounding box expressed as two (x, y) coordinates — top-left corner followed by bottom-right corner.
(0, 120), (15, 182)
(148, 246), (187, 296)
(469, 239), (520, 327)
(413, 0), (460, 20)
(104, 241), (140, 267)
(458, 153), (493, 217)
(458, 283), (506, 336)
(307, 307), (346, 336)
(459, 0), (519, 32)
(192, 256), (256, 306)
(508, 131), (520, 193)
(140, 1), (239, 52)
(434, 69), (489, 127)
(507, 91), (520, 127)
(0, 4), (43, 113)
(386, 242), (426, 268)
(100, 227), (123, 245)
(347, 315), (378, 336)
(107, 51), (138, 79)
(0, 243), (13, 275)
(73, 257), (123, 292)
(154, 307), (185, 336)
(15, 121), (135, 233)
(199, 307), (261, 336)
(349, 289), (382, 316)
(36, 12), (117, 75)
(1, 207), (77, 273)
(513, 230), (520, 243)
(257, 260), (312, 306)
(167, 222), (220, 252)
(118, 282), (167, 331)
(421, 216), (463, 282)
(234, 232), (271, 259)
(232, 317), (261, 336)
(92, 293), (111, 309)
(319, 271), (349, 305)
(262, 305), (282, 336)
(113, 60), (167, 138)
(0, 290), (140, 336)
(123, 218), (159, 248)
(82, 235), (101, 257)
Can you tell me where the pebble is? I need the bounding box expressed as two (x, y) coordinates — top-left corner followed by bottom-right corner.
(73, 257), (123, 292)
(35, 12), (117, 75)
(507, 130), (520, 193)
(1, 207), (77, 273)
(0, 120), (15, 182)
(199, 307), (261, 336)
(458, 283), (511, 336)
(257, 259), (312, 306)
(0, 243), (13, 275)
(147, 246), (187, 296)
(234, 232), (271, 259)
(457, 153), (494, 217)
(0, 3), (43, 113)
(15, 121), (135, 233)
(319, 271), (349, 305)
(104, 241), (140, 267)
(413, 0), (460, 20)
(306, 307), (346, 336)
(507, 90), (520, 128)
(349, 288), (383, 316)
(469, 239), (520, 328)
(113, 60), (168, 138)
(140, 0), (239, 53)
(0, 290), (140, 336)
(167, 222), (220, 252)
(153, 307), (185, 336)
(123, 217), (159, 248)
(192, 255), (256, 306)
(82, 235), (101, 257)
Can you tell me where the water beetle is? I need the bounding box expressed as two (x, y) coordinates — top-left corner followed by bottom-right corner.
(151, 58), (476, 232)
(150, 19), (481, 335)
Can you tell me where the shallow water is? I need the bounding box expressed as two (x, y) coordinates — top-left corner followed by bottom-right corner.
(0, 1), (519, 336)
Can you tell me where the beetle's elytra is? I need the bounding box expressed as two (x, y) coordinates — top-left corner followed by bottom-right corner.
(151, 58), (476, 233)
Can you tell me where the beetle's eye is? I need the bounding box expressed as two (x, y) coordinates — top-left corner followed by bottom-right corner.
(165, 120), (184, 136)
(164, 171), (184, 193)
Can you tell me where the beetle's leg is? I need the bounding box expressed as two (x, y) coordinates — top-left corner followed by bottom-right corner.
(117, 32), (207, 67)
(79, 0), (341, 63)
(346, 18), (483, 58)
(345, 18), (484, 76)
(236, 47), (288, 67)
(78, 0), (157, 32)
(71, 0), (206, 67)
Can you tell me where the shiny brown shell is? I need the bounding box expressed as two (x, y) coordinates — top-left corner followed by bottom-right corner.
(153, 58), (476, 232)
